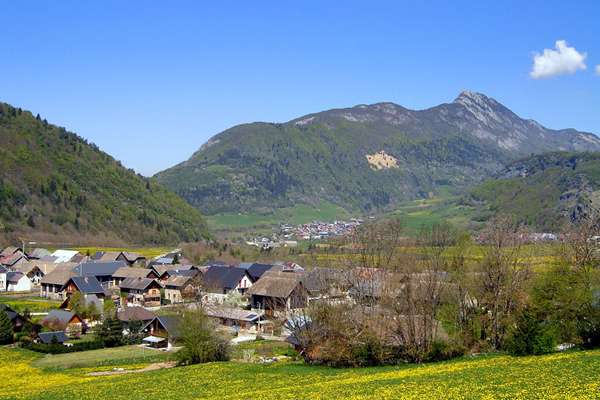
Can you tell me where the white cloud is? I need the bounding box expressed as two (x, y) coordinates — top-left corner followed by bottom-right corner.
(596, 65), (600, 76)
(530, 40), (587, 79)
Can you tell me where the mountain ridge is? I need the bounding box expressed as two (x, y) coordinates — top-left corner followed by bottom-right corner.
(155, 91), (600, 215)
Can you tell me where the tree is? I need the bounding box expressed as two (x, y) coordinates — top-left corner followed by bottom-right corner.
(505, 308), (556, 356)
(477, 216), (531, 350)
(0, 310), (13, 344)
(98, 317), (123, 347)
(176, 306), (230, 365)
(103, 299), (116, 319)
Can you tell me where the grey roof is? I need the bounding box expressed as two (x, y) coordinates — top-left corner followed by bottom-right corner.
(6, 271), (26, 284)
(64, 276), (105, 294)
(205, 305), (263, 322)
(164, 275), (193, 289)
(28, 248), (51, 259)
(202, 266), (249, 292)
(0, 304), (22, 323)
(40, 265), (77, 286)
(120, 277), (160, 291)
(38, 331), (69, 344)
(167, 269), (198, 278)
(43, 309), (77, 325)
(244, 263), (274, 281)
(73, 261), (126, 277)
(113, 266), (154, 279)
(117, 307), (156, 322)
(143, 315), (180, 338)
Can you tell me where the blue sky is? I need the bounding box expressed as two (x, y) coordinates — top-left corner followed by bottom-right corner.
(1, 1), (599, 175)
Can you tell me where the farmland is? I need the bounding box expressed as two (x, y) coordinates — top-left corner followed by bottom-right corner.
(1, 347), (599, 399)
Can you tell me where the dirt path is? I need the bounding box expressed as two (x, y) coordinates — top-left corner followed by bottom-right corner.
(87, 361), (177, 376)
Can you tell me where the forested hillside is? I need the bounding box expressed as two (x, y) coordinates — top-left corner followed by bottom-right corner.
(0, 102), (209, 245)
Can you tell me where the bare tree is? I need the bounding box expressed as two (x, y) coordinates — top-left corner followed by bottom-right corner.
(477, 216), (531, 350)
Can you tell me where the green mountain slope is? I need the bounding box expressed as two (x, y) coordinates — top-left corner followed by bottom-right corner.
(469, 152), (600, 230)
(156, 91), (600, 215)
(0, 102), (209, 245)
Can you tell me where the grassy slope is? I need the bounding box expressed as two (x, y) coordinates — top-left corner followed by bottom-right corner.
(1, 347), (599, 399)
(0, 296), (60, 313)
(0, 102), (208, 245)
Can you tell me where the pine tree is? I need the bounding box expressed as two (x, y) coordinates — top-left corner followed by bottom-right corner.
(0, 310), (14, 345)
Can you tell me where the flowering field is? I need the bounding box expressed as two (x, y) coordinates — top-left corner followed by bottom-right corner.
(1, 347), (599, 399)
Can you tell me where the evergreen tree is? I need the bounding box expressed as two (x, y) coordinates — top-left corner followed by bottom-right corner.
(0, 310), (14, 345)
(98, 317), (123, 348)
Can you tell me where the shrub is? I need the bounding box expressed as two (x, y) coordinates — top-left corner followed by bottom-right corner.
(0, 310), (13, 344)
(425, 340), (467, 362)
(505, 309), (556, 356)
(176, 307), (230, 365)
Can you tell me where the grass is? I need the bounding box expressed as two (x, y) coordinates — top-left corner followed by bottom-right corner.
(231, 340), (295, 360)
(68, 246), (172, 259)
(31, 345), (173, 370)
(207, 201), (351, 234)
(1, 346), (600, 399)
(0, 295), (60, 313)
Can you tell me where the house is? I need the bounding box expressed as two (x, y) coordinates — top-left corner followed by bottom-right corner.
(112, 266), (158, 287)
(150, 264), (175, 283)
(247, 269), (308, 313)
(27, 248), (52, 260)
(6, 272), (33, 292)
(117, 252), (146, 266)
(72, 261), (127, 288)
(39, 265), (77, 299)
(0, 266), (7, 291)
(204, 305), (264, 331)
(13, 261), (60, 286)
(60, 276), (106, 310)
(303, 267), (348, 299)
(202, 266), (253, 300)
(164, 275), (199, 304)
(0, 304), (27, 332)
(142, 315), (180, 348)
(51, 250), (82, 263)
(238, 263), (275, 281)
(117, 306), (156, 334)
(119, 277), (162, 307)
(1, 246), (23, 257)
(36, 331), (69, 345)
(0, 252), (29, 268)
(42, 309), (84, 335)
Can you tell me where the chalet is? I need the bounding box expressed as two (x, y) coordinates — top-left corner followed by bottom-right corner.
(117, 306), (156, 334)
(119, 277), (162, 307)
(6, 272), (33, 292)
(204, 305), (264, 331)
(0, 252), (29, 268)
(36, 331), (69, 345)
(202, 266), (253, 300)
(112, 266), (158, 287)
(142, 315), (180, 348)
(247, 269), (308, 313)
(164, 275), (198, 304)
(0, 304), (27, 332)
(117, 252), (146, 266)
(27, 248), (51, 260)
(13, 261), (60, 286)
(238, 263), (275, 281)
(60, 276), (106, 309)
(150, 264), (175, 283)
(42, 309), (84, 335)
(1, 246), (23, 257)
(303, 267), (348, 299)
(73, 261), (126, 288)
(0, 266), (7, 291)
(39, 266), (77, 299)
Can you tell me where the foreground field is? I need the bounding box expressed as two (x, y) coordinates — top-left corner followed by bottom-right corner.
(1, 347), (599, 400)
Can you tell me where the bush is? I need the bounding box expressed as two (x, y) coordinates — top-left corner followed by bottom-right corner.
(425, 341), (467, 362)
(176, 307), (230, 365)
(505, 309), (556, 356)
(23, 340), (104, 354)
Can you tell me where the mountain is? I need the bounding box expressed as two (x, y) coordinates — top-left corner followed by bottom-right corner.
(469, 152), (600, 231)
(0, 102), (209, 245)
(155, 91), (600, 215)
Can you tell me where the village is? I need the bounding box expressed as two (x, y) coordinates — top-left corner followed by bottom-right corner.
(0, 244), (339, 353)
